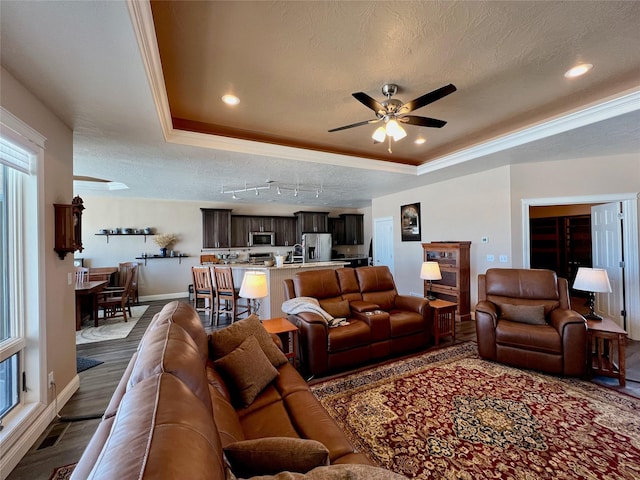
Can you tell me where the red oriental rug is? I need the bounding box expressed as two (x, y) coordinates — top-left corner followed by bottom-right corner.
(311, 343), (640, 479)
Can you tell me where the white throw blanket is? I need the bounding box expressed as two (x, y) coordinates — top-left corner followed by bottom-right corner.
(281, 297), (349, 328)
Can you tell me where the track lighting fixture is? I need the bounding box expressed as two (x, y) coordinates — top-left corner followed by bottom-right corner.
(222, 182), (324, 200)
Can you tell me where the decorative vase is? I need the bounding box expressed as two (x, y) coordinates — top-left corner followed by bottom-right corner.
(160, 247), (167, 257)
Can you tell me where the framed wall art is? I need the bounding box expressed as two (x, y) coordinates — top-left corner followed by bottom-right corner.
(401, 203), (421, 242)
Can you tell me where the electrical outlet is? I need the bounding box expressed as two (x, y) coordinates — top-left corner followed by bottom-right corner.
(48, 371), (55, 387)
(486, 254), (495, 262)
(499, 255), (508, 263)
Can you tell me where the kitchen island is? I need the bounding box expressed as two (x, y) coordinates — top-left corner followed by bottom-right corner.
(229, 262), (348, 319)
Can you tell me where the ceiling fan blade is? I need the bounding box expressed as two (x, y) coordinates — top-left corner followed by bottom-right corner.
(328, 118), (379, 133)
(352, 92), (385, 113)
(401, 84), (457, 113)
(400, 115), (447, 128)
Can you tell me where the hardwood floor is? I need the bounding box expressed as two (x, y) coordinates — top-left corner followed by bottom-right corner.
(6, 300), (640, 479)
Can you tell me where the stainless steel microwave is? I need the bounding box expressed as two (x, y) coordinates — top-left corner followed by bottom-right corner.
(249, 231), (275, 246)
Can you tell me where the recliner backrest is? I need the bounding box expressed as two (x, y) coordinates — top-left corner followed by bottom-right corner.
(355, 266), (397, 311)
(335, 268), (362, 302)
(293, 269), (342, 301)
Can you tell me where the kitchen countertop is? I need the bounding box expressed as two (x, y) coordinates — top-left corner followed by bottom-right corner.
(227, 261), (349, 270)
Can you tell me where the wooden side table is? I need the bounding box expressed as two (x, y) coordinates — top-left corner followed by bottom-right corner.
(428, 299), (457, 346)
(261, 317), (298, 367)
(586, 317), (627, 386)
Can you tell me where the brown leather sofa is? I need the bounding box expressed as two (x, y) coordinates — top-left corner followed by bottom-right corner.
(475, 268), (587, 376)
(283, 266), (430, 377)
(71, 301), (405, 479)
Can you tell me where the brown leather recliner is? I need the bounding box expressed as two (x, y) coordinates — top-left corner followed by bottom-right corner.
(475, 268), (587, 376)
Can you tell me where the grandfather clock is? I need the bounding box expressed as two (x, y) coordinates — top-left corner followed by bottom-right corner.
(54, 196), (84, 259)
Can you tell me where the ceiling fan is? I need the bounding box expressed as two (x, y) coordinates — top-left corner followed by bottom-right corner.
(328, 83), (456, 152)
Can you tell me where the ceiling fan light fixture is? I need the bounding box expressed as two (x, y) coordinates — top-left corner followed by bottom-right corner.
(372, 126), (387, 142)
(391, 125), (407, 141)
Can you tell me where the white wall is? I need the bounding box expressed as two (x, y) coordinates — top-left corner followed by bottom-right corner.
(79, 196), (370, 298)
(372, 165), (512, 304)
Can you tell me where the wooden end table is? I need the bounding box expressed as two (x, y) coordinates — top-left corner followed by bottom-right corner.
(586, 317), (627, 386)
(428, 299), (457, 346)
(261, 317), (298, 367)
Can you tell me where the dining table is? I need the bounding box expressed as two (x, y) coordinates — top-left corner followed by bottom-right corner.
(75, 280), (108, 330)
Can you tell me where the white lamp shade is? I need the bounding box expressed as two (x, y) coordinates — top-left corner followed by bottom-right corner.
(239, 271), (268, 299)
(573, 267), (612, 293)
(420, 261), (442, 280)
(372, 126), (386, 142)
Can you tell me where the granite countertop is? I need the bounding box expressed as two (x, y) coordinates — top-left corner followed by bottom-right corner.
(229, 261), (348, 270)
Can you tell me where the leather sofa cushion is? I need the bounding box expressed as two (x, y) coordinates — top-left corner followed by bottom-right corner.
(293, 269), (342, 300)
(356, 266), (396, 293)
(224, 437), (330, 477)
(214, 335), (279, 408)
(320, 299), (351, 319)
(327, 320), (370, 352)
(499, 303), (546, 325)
(335, 268), (362, 302)
(496, 320), (562, 354)
(88, 373), (224, 479)
(388, 310), (426, 337)
(148, 301), (209, 364)
(489, 297), (560, 317)
(127, 322), (212, 413)
(362, 290), (396, 311)
(240, 399), (301, 439)
(486, 268), (559, 300)
(210, 314), (288, 367)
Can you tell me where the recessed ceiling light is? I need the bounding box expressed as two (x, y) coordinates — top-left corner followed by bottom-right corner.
(414, 137), (426, 145)
(221, 94), (240, 105)
(564, 63), (593, 78)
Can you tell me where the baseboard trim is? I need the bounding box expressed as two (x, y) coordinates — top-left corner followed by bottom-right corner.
(0, 375), (79, 480)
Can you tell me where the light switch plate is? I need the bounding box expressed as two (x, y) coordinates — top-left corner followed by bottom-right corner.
(499, 255), (508, 263)
(486, 254), (494, 262)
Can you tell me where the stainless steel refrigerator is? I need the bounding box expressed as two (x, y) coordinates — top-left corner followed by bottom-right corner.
(302, 233), (332, 262)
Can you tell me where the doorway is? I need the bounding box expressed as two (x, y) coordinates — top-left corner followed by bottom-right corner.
(522, 193), (639, 341)
(373, 216), (394, 276)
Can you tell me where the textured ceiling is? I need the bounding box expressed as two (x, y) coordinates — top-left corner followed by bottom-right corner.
(1, 1), (639, 208)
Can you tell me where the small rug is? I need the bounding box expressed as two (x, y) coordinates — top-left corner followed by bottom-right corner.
(49, 463), (75, 480)
(76, 356), (103, 373)
(76, 305), (148, 345)
(311, 342), (640, 479)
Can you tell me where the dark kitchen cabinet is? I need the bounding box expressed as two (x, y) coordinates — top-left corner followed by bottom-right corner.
(201, 208), (231, 248)
(231, 216), (251, 247)
(329, 217), (345, 245)
(341, 214), (364, 245)
(295, 211), (329, 238)
(274, 217), (297, 246)
(249, 216), (274, 233)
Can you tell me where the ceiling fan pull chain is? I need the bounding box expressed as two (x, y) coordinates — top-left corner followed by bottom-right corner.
(388, 136), (392, 154)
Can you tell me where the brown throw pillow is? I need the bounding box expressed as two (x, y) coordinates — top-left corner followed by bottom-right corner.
(224, 437), (330, 478)
(214, 335), (279, 408)
(320, 299), (351, 319)
(210, 314), (288, 367)
(499, 303), (546, 325)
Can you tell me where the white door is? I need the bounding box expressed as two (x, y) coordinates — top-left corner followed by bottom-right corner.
(591, 202), (625, 327)
(374, 216), (394, 276)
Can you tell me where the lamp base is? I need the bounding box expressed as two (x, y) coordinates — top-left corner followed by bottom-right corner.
(584, 311), (603, 321)
(426, 291), (437, 301)
(583, 292), (603, 321)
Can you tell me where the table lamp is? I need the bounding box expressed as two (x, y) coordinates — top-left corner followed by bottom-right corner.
(420, 261), (442, 300)
(572, 267), (612, 321)
(239, 270), (268, 317)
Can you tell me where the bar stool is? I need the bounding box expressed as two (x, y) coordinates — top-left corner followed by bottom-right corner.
(191, 266), (216, 313)
(212, 266), (250, 326)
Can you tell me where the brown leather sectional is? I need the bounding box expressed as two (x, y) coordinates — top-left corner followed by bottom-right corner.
(71, 301), (396, 480)
(475, 268), (587, 376)
(283, 266), (431, 377)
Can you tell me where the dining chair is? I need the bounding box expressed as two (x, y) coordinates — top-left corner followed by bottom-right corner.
(117, 262), (139, 304)
(212, 266), (250, 326)
(192, 266), (216, 314)
(75, 266), (89, 284)
(97, 265), (137, 326)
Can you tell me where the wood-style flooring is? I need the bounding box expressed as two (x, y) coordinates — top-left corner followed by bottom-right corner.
(6, 299), (640, 480)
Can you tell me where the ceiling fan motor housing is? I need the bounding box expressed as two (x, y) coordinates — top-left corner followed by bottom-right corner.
(382, 83), (398, 97)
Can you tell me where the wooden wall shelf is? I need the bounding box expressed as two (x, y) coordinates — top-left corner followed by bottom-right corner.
(96, 233), (150, 244)
(135, 255), (189, 266)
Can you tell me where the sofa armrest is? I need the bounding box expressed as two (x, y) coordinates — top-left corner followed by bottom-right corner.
(351, 310), (390, 342)
(349, 300), (379, 313)
(549, 308), (587, 375)
(287, 313), (330, 377)
(395, 295), (429, 315)
(475, 301), (498, 360)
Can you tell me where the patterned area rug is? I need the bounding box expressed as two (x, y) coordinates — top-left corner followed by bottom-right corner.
(49, 463), (75, 480)
(311, 343), (640, 479)
(76, 305), (148, 345)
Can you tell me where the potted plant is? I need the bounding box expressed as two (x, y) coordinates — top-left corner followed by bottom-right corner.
(154, 233), (177, 257)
